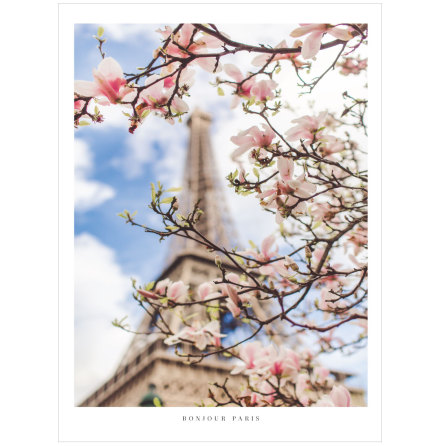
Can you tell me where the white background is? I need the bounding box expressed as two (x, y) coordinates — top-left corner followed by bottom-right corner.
(1, 0), (439, 445)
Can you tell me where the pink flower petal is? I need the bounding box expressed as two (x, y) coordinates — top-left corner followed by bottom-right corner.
(302, 31), (324, 59)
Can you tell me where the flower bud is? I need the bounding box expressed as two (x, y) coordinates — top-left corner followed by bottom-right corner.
(215, 255), (222, 268)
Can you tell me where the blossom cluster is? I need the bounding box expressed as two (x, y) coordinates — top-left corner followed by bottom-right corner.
(228, 341), (351, 407)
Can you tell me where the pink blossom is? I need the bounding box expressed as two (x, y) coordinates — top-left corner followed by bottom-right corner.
(252, 39), (305, 67)
(167, 280), (188, 302)
(277, 156), (295, 182)
(223, 64), (255, 108)
(156, 24), (223, 73)
(231, 341), (263, 375)
(239, 380), (276, 406)
(250, 78), (278, 102)
(313, 366), (331, 385)
(330, 384), (351, 406)
(285, 112), (327, 143)
(339, 57), (368, 76)
(223, 64), (277, 105)
(220, 272), (253, 318)
(74, 99), (85, 111)
(290, 24), (353, 59)
(164, 320), (226, 351)
(239, 234), (279, 275)
(320, 135), (345, 156)
(256, 345), (301, 378)
(296, 373), (311, 406)
(197, 282), (221, 301)
(284, 174), (317, 199)
(230, 124), (276, 160)
(74, 57), (134, 104)
(310, 201), (336, 222)
(258, 173), (317, 223)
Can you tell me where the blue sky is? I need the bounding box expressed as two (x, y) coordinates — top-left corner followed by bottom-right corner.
(74, 24), (368, 404)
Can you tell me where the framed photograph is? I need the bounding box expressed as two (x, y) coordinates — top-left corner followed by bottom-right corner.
(59, 2), (381, 442)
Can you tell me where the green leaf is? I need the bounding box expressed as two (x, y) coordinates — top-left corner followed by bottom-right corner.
(145, 281), (155, 291)
(165, 226), (179, 231)
(160, 197), (174, 204)
(241, 318), (251, 324)
(78, 121), (90, 126)
(252, 167), (260, 179)
(217, 87), (224, 96)
(94, 105), (99, 115)
(153, 397), (162, 407)
(165, 187), (182, 193)
(150, 183), (156, 201)
(233, 255), (244, 265)
(312, 220), (322, 230)
(97, 26), (104, 38)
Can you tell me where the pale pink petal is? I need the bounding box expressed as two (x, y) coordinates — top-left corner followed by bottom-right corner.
(251, 53), (270, 67)
(302, 31), (324, 59)
(97, 57), (124, 79)
(224, 63), (244, 82)
(172, 96), (189, 113)
(250, 79), (277, 101)
(261, 234), (276, 259)
(179, 24), (196, 47)
(74, 80), (100, 97)
(226, 299), (241, 318)
(328, 26), (353, 41)
(277, 156), (294, 181)
(290, 24), (326, 38)
(330, 385), (351, 407)
(198, 282), (212, 300)
(230, 95), (241, 109)
(196, 57), (222, 73)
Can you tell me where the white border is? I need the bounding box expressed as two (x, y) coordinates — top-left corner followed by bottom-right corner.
(59, 2), (381, 442)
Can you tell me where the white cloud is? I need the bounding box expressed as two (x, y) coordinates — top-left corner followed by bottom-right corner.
(75, 233), (137, 404)
(75, 138), (116, 212)
(102, 24), (159, 43)
(111, 113), (187, 183)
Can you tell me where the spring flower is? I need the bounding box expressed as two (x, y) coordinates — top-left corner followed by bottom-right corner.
(285, 112), (328, 143)
(252, 39), (305, 67)
(314, 384), (351, 406)
(290, 24), (354, 59)
(231, 341), (264, 375)
(74, 57), (134, 104)
(230, 124), (276, 160)
(164, 320), (225, 350)
(156, 24), (223, 72)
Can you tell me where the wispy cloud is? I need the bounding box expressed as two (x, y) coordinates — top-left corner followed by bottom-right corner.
(99, 24), (159, 43)
(75, 139), (116, 212)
